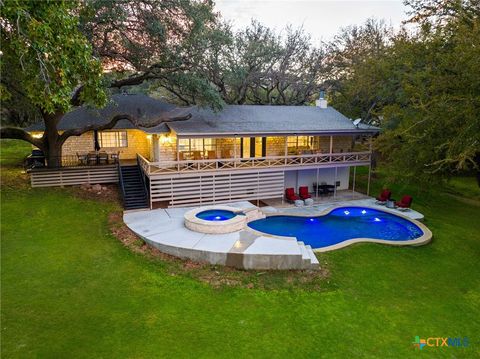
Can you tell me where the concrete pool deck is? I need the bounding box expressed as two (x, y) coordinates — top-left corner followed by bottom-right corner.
(123, 198), (427, 270)
(124, 201), (319, 270)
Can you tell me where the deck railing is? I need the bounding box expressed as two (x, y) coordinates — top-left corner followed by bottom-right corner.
(137, 151), (371, 176)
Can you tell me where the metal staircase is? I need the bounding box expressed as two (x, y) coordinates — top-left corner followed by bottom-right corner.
(118, 164), (149, 210)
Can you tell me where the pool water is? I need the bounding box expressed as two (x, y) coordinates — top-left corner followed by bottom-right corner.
(196, 210), (236, 221)
(247, 207), (424, 249)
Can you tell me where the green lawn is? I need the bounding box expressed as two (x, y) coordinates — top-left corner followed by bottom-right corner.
(1, 140), (479, 358)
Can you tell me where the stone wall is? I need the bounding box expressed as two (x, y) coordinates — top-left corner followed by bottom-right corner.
(30, 130), (151, 160)
(62, 132), (95, 155)
(158, 135), (177, 161)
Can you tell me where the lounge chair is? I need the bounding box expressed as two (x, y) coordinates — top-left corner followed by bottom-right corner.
(376, 189), (391, 203)
(395, 195), (413, 209)
(285, 188), (300, 203)
(299, 186), (311, 200)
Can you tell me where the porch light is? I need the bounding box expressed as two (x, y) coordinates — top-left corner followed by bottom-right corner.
(32, 133), (43, 138)
(146, 135), (152, 140)
(159, 135), (172, 144)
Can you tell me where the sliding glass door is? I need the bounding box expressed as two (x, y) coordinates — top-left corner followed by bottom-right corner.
(241, 137), (266, 158)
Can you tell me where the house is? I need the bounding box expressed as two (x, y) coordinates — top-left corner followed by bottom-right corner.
(26, 93), (379, 209)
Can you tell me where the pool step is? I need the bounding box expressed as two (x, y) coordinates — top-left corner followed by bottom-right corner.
(297, 242), (311, 269)
(305, 245), (320, 269)
(243, 208), (266, 222)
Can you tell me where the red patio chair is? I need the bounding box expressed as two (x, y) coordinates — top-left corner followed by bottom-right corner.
(299, 186), (311, 200)
(285, 188), (300, 202)
(376, 189), (392, 202)
(395, 195), (413, 208)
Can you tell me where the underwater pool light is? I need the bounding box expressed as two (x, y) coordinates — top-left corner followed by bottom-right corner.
(215, 216), (222, 220)
(344, 210), (350, 215)
(374, 217), (381, 222)
(361, 210), (367, 214)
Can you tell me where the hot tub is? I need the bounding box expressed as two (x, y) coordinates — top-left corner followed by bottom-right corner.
(184, 205), (247, 234)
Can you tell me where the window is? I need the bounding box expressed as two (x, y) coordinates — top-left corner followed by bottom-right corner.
(177, 138), (216, 156)
(99, 131), (128, 148)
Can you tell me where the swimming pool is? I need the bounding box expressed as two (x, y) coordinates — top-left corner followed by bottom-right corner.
(196, 209), (237, 221)
(247, 207), (428, 250)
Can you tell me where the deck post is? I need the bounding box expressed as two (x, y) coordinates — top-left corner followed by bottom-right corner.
(367, 164), (372, 197)
(329, 136), (333, 154)
(352, 166), (356, 199)
(334, 166), (337, 198)
(284, 136), (288, 164)
(176, 137), (180, 172)
(233, 136), (237, 159)
(316, 167), (319, 198)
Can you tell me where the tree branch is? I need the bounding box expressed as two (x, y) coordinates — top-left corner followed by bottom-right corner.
(0, 127), (43, 148)
(70, 85), (84, 107)
(58, 111), (192, 145)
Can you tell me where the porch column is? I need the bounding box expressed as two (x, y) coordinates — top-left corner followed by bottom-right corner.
(233, 136), (237, 159)
(352, 166), (356, 199)
(284, 136), (288, 164)
(329, 136), (333, 154)
(152, 134), (160, 162)
(367, 163), (372, 197)
(176, 137), (180, 172)
(316, 167), (319, 198)
(334, 167), (337, 199)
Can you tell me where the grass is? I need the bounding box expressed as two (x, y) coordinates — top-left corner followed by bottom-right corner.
(1, 140), (479, 358)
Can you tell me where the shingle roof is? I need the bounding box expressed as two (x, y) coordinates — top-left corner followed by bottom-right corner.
(161, 105), (379, 136)
(26, 93), (379, 135)
(26, 94), (180, 133)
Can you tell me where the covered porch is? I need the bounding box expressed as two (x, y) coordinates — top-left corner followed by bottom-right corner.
(149, 133), (372, 162)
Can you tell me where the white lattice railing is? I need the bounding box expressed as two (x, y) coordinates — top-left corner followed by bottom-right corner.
(137, 151), (371, 176)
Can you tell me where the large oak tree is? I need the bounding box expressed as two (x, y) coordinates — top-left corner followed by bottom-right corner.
(0, 0), (219, 167)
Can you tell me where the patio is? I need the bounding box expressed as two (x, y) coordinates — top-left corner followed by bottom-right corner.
(261, 189), (371, 208)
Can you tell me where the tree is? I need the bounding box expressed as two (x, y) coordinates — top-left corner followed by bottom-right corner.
(201, 21), (329, 106)
(328, 3), (480, 184)
(81, 0), (225, 109)
(0, 0), (219, 167)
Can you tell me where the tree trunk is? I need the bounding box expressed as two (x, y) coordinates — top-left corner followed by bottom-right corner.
(42, 110), (64, 168)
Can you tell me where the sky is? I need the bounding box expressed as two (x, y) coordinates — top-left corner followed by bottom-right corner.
(215, 0), (410, 42)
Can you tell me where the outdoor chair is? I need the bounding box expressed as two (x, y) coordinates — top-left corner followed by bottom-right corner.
(87, 152), (97, 166)
(299, 186), (311, 200)
(98, 151), (108, 165)
(207, 151), (217, 160)
(76, 153), (88, 166)
(395, 195), (413, 209)
(193, 151), (202, 160)
(376, 189), (392, 203)
(285, 188), (300, 203)
(221, 149), (232, 159)
(109, 152), (120, 164)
